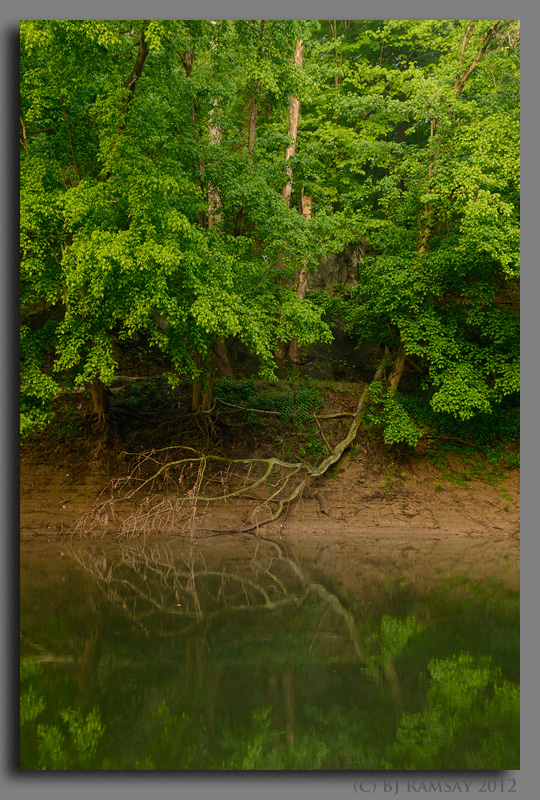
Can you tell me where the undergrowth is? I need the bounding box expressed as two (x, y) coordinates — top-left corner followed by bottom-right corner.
(24, 377), (519, 492)
(215, 378), (324, 426)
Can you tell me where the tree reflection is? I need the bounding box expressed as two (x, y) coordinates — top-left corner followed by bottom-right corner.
(21, 541), (519, 770)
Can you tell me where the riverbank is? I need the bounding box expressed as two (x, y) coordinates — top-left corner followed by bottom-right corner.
(21, 427), (520, 594)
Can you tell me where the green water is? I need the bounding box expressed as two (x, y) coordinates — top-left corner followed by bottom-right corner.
(20, 538), (519, 770)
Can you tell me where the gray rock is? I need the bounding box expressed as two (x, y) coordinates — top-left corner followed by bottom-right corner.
(307, 240), (366, 293)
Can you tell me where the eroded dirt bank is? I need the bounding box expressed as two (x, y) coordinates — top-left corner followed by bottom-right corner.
(20, 438), (520, 595)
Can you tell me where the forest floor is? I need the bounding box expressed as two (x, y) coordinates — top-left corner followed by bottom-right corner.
(20, 379), (520, 596)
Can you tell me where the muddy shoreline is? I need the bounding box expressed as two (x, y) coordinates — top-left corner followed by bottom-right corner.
(21, 445), (520, 593)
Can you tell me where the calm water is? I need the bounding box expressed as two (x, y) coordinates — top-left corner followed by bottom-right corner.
(20, 536), (519, 770)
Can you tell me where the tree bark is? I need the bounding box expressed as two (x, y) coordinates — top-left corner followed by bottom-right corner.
(191, 351), (215, 412)
(76, 625), (102, 712)
(89, 378), (109, 417)
(213, 337), (235, 378)
(20, 113), (28, 150)
(287, 191), (312, 364)
(191, 93), (227, 411)
(281, 39), (303, 208)
(454, 21), (504, 98)
(275, 39), (304, 363)
(247, 78), (261, 160)
(207, 100), (222, 229)
(125, 29), (149, 94)
(192, 376), (214, 412)
(101, 28), (149, 175)
(387, 343), (406, 391)
(191, 342), (232, 412)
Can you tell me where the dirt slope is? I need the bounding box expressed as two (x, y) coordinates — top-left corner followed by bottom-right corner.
(20, 435), (520, 596)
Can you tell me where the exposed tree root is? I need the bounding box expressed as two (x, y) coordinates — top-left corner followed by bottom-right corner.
(72, 360), (386, 538)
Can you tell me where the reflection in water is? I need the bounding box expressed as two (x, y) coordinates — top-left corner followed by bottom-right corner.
(20, 537), (519, 770)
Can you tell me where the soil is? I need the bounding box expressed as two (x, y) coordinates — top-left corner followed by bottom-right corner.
(20, 402), (520, 597)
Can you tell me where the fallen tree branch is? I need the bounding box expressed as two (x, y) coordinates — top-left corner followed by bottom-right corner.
(75, 360), (386, 538)
(203, 359), (385, 534)
(216, 398), (281, 416)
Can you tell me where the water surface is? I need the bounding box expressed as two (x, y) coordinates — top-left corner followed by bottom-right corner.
(20, 536), (519, 770)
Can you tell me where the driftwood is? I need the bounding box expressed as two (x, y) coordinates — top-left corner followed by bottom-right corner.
(314, 491), (332, 517)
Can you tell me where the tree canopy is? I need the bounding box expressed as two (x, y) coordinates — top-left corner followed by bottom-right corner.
(20, 19), (520, 441)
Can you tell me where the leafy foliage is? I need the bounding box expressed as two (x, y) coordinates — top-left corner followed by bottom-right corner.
(385, 653), (519, 770)
(363, 382), (423, 447)
(20, 659), (105, 770)
(20, 19), (519, 441)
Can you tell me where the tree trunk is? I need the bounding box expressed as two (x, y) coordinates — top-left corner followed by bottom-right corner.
(275, 341), (289, 361)
(387, 343), (406, 391)
(281, 39), (303, 208)
(76, 627), (102, 712)
(385, 659), (404, 726)
(207, 100), (222, 229)
(287, 191), (312, 364)
(191, 94), (225, 411)
(247, 23), (265, 160)
(191, 343), (231, 412)
(192, 379), (214, 413)
(268, 673), (280, 732)
(275, 39), (304, 365)
(247, 79), (261, 160)
(213, 337), (235, 378)
(192, 349), (215, 413)
(89, 378), (109, 417)
(125, 29), (149, 93)
(454, 21), (504, 98)
(192, 350), (204, 412)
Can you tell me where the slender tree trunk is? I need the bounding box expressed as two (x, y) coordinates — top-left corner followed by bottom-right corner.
(192, 343), (231, 412)
(281, 39), (303, 208)
(20, 113), (28, 150)
(247, 22), (265, 160)
(387, 343), (406, 391)
(268, 673), (280, 733)
(385, 659), (404, 726)
(207, 100), (222, 229)
(247, 78), (261, 161)
(100, 28), (148, 178)
(276, 39), (304, 363)
(288, 191), (312, 364)
(76, 626), (102, 712)
(454, 21), (504, 98)
(192, 96), (225, 411)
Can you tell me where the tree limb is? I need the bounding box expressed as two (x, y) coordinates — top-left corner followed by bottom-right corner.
(455, 21), (504, 98)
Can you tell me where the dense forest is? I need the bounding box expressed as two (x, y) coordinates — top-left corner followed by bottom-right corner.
(20, 19), (520, 448)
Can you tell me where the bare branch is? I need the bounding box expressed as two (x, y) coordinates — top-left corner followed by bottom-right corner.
(455, 21), (505, 98)
(458, 20), (476, 68)
(125, 29), (149, 93)
(74, 361), (387, 538)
